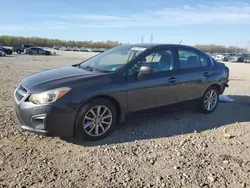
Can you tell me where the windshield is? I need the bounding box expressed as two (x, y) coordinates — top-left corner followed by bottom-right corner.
(79, 45), (147, 72)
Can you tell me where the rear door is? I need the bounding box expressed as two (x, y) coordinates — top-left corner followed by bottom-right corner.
(126, 47), (179, 112)
(177, 47), (212, 102)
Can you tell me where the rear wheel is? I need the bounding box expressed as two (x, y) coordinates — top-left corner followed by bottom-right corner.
(75, 98), (117, 141)
(16, 49), (21, 54)
(199, 86), (219, 114)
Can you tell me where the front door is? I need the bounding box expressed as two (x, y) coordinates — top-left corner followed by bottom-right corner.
(126, 47), (179, 112)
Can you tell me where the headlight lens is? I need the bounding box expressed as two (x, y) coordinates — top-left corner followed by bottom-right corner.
(29, 87), (71, 104)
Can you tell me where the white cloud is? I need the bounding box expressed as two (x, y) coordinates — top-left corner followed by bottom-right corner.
(53, 2), (250, 27)
(47, 14), (129, 21)
(149, 2), (250, 25)
(183, 5), (193, 10)
(0, 22), (67, 31)
(1, 2), (250, 30)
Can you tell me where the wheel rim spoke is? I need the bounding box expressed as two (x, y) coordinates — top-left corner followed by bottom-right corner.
(97, 106), (102, 116)
(90, 109), (97, 118)
(88, 124), (96, 134)
(85, 121), (95, 128)
(102, 115), (112, 120)
(208, 102), (211, 110)
(101, 120), (111, 124)
(99, 124), (105, 132)
(95, 125), (99, 135)
(210, 91), (214, 97)
(100, 108), (107, 117)
(85, 116), (94, 121)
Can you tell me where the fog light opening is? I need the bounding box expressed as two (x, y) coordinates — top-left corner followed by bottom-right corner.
(31, 115), (46, 130)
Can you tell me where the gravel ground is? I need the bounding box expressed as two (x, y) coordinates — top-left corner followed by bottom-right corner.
(0, 53), (250, 188)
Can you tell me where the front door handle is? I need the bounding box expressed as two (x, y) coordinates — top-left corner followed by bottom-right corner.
(203, 72), (210, 77)
(168, 77), (177, 83)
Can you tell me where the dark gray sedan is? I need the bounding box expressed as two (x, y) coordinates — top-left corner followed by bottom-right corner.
(13, 44), (229, 140)
(24, 47), (52, 55)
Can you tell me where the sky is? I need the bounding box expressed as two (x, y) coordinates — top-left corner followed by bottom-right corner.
(1, 0), (250, 48)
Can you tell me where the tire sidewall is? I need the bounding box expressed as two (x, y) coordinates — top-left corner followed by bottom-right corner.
(200, 87), (219, 114)
(75, 98), (117, 141)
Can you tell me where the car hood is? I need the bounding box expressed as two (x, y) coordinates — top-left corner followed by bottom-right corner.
(22, 66), (96, 93)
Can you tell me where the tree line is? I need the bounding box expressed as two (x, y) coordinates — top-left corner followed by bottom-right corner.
(0, 35), (121, 49)
(194, 44), (247, 54)
(0, 35), (247, 53)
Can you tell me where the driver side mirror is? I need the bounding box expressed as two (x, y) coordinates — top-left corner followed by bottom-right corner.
(137, 65), (154, 80)
(139, 65), (154, 75)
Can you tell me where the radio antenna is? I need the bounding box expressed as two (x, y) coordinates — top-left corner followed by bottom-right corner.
(179, 40), (183, 44)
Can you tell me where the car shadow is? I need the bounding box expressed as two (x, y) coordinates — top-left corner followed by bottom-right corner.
(63, 95), (250, 147)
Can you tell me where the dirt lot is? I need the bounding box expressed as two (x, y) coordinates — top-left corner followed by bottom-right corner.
(0, 52), (250, 188)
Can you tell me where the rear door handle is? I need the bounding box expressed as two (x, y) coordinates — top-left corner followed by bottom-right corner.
(168, 77), (177, 83)
(203, 72), (210, 77)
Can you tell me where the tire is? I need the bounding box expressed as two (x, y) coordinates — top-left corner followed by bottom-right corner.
(199, 86), (219, 114)
(16, 49), (21, 54)
(29, 51), (33, 55)
(75, 98), (117, 141)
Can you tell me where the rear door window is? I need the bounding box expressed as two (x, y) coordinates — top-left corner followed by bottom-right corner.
(178, 49), (209, 69)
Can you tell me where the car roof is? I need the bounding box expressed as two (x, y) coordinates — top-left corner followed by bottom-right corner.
(120, 43), (203, 51)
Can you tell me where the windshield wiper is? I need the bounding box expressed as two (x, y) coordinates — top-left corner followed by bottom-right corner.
(80, 65), (112, 73)
(95, 68), (112, 73)
(80, 65), (93, 72)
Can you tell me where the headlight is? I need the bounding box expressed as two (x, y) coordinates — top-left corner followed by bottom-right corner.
(29, 87), (71, 104)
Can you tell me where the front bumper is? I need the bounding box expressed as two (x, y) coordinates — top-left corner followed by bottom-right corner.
(13, 91), (77, 137)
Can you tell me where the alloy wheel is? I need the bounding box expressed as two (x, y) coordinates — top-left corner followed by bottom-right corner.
(83, 105), (113, 137)
(204, 89), (218, 111)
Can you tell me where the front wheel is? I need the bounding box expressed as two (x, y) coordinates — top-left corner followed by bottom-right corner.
(199, 86), (219, 114)
(75, 98), (117, 141)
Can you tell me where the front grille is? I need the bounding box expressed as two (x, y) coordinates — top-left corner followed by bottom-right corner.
(15, 84), (28, 103)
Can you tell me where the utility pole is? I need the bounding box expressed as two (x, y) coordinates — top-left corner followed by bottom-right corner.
(235, 42), (238, 54)
(248, 41), (250, 52)
(141, 36), (144, 44)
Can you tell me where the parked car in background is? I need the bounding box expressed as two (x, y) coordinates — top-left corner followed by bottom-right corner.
(60, 46), (70, 51)
(12, 44), (36, 54)
(13, 44), (229, 141)
(53, 46), (61, 50)
(0, 46), (13, 55)
(92, 48), (106, 52)
(244, 55), (250, 63)
(210, 53), (218, 59)
(229, 54), (247, 62)
(80, 47), (93, 52)
(24, 47), (52, 55)
(0, 51), (7, 56)
(214, 54), (226, 62)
